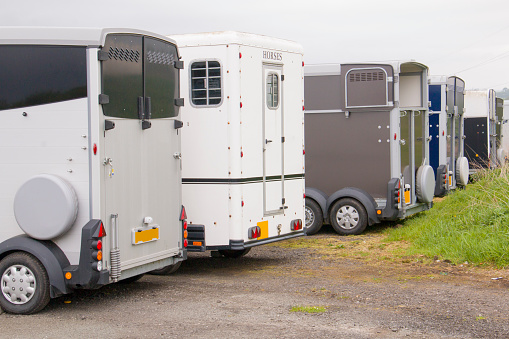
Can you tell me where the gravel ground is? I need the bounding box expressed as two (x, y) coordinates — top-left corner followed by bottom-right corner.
(1, 229), (509, 338)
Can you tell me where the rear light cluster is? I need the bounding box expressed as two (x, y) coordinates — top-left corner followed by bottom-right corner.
(181, 205), (188, 248)
(291, 219), (302, 231)
(442, 171), (448, 189)
(248, 226), (261, 239)
(394, 179), (401, 205)
(92, 222), (106, 271)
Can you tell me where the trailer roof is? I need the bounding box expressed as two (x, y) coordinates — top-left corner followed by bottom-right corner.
(304, 61), (428, 76)
(169, 31), (303, 54)
(0, 27), (176, 47)
(429, 75), (465, 85)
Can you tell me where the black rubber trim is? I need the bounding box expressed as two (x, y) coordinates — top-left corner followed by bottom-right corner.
(183, 173), (304, 185)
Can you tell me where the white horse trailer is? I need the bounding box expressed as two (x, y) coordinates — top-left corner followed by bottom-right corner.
(464, 90), (500, 171)
(0, 28), (186, 314)
(169, 32), (305, 257)
(428, 76), (469, 197)
(304, 62), (435, 235)
(501, 100), (509, 160)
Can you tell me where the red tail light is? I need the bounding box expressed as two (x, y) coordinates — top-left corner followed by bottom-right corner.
(180, 206), (187, 221)
(291, 219), (302, 231)
(184, 239), (188, 247)
(248, 226), (261, 239)
(98, 222), (106, 237)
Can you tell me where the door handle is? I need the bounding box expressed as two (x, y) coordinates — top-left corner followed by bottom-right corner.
(173, 152), (182, 159)
(266, 139), (273, 144)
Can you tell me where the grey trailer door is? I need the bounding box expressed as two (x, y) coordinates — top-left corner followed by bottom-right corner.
(263, 64), (284, 215)
(101, 34), (181, 275)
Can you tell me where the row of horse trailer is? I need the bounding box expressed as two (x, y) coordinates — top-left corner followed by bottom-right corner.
(0, 27), (506, 314)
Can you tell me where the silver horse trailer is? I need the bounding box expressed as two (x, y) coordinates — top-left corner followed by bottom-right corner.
(304, 62), (435, 235)
(428, 76), (469, 197)
(0, 27), (186, 314)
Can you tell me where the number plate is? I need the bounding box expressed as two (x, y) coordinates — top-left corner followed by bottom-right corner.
(132, 225), (160, 245)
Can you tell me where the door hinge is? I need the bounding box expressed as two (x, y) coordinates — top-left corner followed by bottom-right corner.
(175, 98), (185, 107)
(105, 120), (115, 131)
(99, 94), (109, 105)
(174, 60), (184, 69)
(281, 74), (285, 81)
(281, 136), (285, 143)
(98, 50), (109, 61)
(282, 198), (286, 204)
(174, 120), (184, 129)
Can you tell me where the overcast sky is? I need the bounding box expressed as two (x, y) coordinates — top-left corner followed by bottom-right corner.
(3, 0), (509, 91)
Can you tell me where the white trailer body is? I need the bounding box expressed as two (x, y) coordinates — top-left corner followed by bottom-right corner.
(501, 100), (509, 159)
(304, 61), (435, 235)
(464, 90), (499, 170)
(428, 76), (469, 196)
(0, 27), (186, 314)
(169, 32), (305, 254)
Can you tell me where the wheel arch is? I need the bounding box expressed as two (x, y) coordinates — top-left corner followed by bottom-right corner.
(0, 235), (71, 298)
(305, 187), (328, 217)
(326, 188), (380, 226)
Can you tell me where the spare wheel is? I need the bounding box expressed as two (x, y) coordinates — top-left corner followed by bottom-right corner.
(456, 157), (470, 186)
(415, 165), (435, 203)
(14, 174), (78, 240)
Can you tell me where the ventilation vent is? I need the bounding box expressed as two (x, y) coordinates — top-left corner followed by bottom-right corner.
(147, 51), (175, 65)
(349, 71), (385, 82)
(108, 47), (140, 62)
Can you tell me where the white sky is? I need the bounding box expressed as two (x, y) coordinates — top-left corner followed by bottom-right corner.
(3, 0), (509, 91)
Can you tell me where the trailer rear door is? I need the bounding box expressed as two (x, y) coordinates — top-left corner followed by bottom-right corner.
(262, 64), (284, 215)
(101, 34), (181, 275)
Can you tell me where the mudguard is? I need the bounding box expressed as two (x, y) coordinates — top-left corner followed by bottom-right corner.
(326, 187), (380, 226)
(305, 187), (328, 217)
(0, 235), (70, 298)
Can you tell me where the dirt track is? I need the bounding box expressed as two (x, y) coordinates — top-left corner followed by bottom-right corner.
(1, 227), (509, 338)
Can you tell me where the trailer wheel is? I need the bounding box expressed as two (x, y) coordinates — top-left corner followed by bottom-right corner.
(304, 198), (323, 235)
(149, 261), (182, 275)
(0, 252), (50, 314)
(329, 198), (368, 235)
(218, 248), (251, 258)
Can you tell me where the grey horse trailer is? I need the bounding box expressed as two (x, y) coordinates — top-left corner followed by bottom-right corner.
(304, 62), (435, 235)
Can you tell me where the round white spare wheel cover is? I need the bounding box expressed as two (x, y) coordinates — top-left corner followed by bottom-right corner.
(415, 165), (435, 203)
(14, 174), (78, 240)
(456, 157), (470, 186)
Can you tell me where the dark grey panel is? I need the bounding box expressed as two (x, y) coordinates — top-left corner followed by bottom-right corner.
(341, 64), (394, 108)
(346, 69), (387, 107)
(305, 110), (391, 198)
(304, 75), (342, 111)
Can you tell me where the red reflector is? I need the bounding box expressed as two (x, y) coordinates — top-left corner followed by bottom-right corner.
(93, 143), (97, 155)
(241, 201), (244, 207)
(180, 206), (187, 221)
(184, 239), (188, 247)
(240, 102), (243, 108)
(302, 61), (305, 67)
(241, 151), (244, 157)
(303, 193), (306, 198)
(183, 221), (187, 230)
(96, 240), (102, 250)
(443, 130), (445, 136)
(303, 149), (306, 155)
(302, 106), (305, 111)
(394, 133), (397, 140)
(239, 52), (242, 58)
(98, 223), (106, 237)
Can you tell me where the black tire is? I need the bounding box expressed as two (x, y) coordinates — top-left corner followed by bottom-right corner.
(304, 198), (323, 235)
(218, 248), (251, 258)
(119, 274), (145, 284)
(149, 261), (182, 275)
(329, 198), (368, 235)
(0, 252), (50, 314)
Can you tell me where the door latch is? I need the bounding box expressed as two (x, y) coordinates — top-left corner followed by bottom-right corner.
(173, 152), (182, 159)
(103, 157), (114, 177)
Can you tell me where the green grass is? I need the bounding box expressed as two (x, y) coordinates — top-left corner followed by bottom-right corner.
(385, 165), (509, 267)
(289, 306), (327, 313)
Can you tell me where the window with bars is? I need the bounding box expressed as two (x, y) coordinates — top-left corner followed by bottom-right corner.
(190, 60), (222, 106)
(266, 73), (279, 109)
